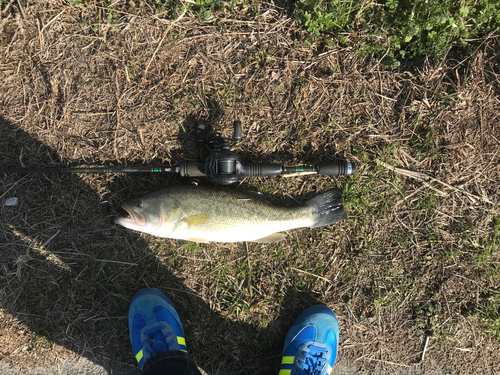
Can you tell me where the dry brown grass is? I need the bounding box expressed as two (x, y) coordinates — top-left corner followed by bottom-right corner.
(1, 1), (499, 374)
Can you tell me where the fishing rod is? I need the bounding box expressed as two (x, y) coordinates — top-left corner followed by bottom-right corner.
(0, 121), (356, 185)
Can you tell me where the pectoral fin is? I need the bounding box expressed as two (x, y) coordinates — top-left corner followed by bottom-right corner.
(180, 214), (211, 229)
(250, 233), (286, 243)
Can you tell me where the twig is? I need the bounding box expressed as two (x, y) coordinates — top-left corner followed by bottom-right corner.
(378, 161), (493, 204)
(16, 0), (26, 19)
(420, 181), (448, 197)
(1, 0), (16, 16)
(93, 259), (138, 266)
(245, 242), (253, 298)
(144, 4), (188, 80)
(374, 92), (397, 102)
(369, 38), (390, 72)
(177, 254), (211, 262)
(41, 230), (61, 248)
(290, 266), (332, 284)
(381, 162), (447, 197)
(84, 316), (126, 322)
(0, 175), (27, 200)
(356, 356), (410, 368)
(40, 9), (65, 34)
(433, 177), (492, 204)
(451, 31), (498, 70)
(421, 336), (430, 362)
(394, 185), (426, 207)
(13, 312), (45, 318)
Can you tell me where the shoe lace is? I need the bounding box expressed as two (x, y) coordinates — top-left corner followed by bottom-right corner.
(143, 324), (176, 356)
(297, 344), (328, 375)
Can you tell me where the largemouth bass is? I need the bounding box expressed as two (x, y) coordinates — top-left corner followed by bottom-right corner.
(115, 185), (344, 243)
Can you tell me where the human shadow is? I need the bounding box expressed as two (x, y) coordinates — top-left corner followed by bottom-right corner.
(0, 115), (326, 375)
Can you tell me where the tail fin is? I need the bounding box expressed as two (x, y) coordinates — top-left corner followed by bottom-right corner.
(306, 190), (345, 228)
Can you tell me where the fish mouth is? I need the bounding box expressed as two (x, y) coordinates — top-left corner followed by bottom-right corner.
(115, 206), (148, 227)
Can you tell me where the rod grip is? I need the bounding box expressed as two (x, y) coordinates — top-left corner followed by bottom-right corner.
(242, 163), (283, 176)
(317, 161), (356, 176)
(178, 163), (206, 177)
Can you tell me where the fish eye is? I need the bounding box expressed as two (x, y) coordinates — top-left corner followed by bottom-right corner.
(135, 201), (143, 208)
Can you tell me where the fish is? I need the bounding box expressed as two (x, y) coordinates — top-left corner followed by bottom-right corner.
(115, 185), (345, 243)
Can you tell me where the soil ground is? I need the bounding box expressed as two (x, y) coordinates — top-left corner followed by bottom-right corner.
(1, 1), (499, 374)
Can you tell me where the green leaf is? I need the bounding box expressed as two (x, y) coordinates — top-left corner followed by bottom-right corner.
(460, 6), (470, 18)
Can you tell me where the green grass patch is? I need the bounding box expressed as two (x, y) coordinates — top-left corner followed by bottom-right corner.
(480, 293), (500, 340)
(343, 157), (403, 224)
(475, 216), (500, 280)
(60, 0), (500, 67)
(413, 300), (442, 336)
(293, 0), (500, 67)
(416, 189), (436, 213)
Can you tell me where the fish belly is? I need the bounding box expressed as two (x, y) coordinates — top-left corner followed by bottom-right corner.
(179, 220), (312, 242)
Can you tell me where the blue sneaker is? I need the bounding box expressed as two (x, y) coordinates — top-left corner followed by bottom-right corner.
(279, 305), (339, 375)
(128, 288), (188, 369)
